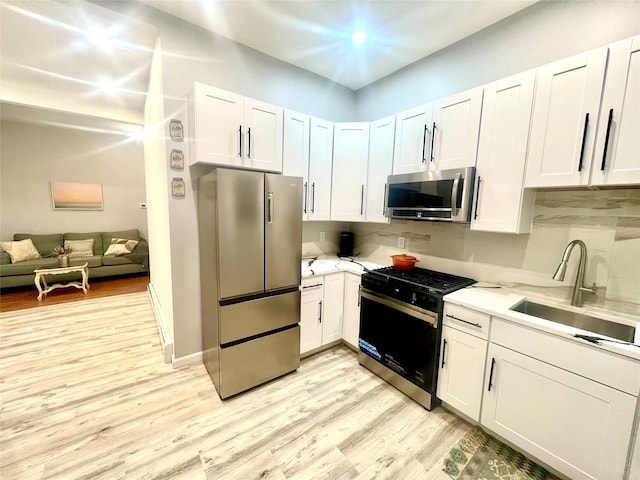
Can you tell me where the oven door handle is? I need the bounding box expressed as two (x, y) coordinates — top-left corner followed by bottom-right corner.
(360, 289), (438, 327)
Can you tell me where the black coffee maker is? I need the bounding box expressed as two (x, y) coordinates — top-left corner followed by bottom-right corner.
(337, 231), (355, 257)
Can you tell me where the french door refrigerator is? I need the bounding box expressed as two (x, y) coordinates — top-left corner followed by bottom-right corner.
(198, 168), (303, 399)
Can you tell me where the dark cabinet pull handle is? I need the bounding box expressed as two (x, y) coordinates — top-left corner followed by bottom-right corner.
(311, 183), (316, 213)
(488, 357), (496, 392)
(238, 125), (243, 157)
(248, 127), (251, 159)
(357, 285), (361, 307)
(446, 314), (481, 329)
(303, 182), (308, 214)
(360, 185), (365, 215)
(441, 339), (447, 368)
(382, 183), (387, 215)
(421, 124), (428, 163)
(578, 113), (589, 172)
(430, 122), (437, 162)
(318, 301), (322, 322)
(601, 108), (613, 171)
(473, 176), (482, 220)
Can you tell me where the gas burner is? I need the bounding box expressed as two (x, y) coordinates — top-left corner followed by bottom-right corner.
(370, 266), (475, 294)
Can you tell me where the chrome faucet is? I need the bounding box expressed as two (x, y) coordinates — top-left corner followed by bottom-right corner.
(552, 239), (597, 307)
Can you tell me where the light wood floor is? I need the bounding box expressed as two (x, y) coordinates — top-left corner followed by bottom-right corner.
(0, 291), (470, 480)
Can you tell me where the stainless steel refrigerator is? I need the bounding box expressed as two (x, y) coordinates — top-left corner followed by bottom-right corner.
(198, 168), (303, 399)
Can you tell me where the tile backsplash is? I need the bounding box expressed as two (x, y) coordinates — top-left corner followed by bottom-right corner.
(348, 188), (640, 315)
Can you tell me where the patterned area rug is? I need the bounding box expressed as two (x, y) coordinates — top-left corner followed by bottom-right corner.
(443, 427), (560, 480)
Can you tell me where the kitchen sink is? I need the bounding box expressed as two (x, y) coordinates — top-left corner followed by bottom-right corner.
(510, 300), (635, 343)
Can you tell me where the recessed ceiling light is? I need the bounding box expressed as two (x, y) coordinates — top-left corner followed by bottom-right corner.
(352, 31), (367, 44)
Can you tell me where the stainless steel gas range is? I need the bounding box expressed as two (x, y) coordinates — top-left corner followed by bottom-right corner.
(358, 266), (475, 410)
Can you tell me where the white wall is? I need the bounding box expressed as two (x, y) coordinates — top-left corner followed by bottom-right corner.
(0, 120), (147, 240)
(355, 1), (640, 120)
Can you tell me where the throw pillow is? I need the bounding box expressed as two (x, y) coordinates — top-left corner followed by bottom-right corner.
(104, 244), (130, 256)
(64, 239), (94, 257)
(110, 238), (139, 252)
(0, 238), (42, 263)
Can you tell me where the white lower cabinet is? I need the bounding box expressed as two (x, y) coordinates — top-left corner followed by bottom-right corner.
(481, 323), (638, 480)
(342, 273), (361, 348)
(300, 274), (344, 356)
(438, 302), (490, 421)
(300, 278), (324, 354)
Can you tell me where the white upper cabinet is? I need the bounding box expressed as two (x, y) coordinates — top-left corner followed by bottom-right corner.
(392, 104), (433, 174)
(189, 82), (283, 172)
(331, 123), (370, 222)
(471, 71), (536, 234)
(243, 98), (283, 172)
(308, 117), (334, 221)
(365, 116), (395, 223)
(431, 86), (484, 170)
(282, 110), (311, 219)
(525, 47), (608, 187)
(591, 35), (640, 186)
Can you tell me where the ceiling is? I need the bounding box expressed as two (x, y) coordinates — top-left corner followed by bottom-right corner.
(142, 0), (538, 90)
(0, 0), (537, 130)
(0, 0), (158, 128)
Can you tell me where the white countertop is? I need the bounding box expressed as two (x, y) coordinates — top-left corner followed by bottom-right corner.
(444, 286), (640, 361)
(301, 256), (384, 278)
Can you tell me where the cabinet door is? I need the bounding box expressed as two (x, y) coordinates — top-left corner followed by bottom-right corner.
(300, 285), (323, 355)
(432, 87), (483, 170)
(366, 116), (395, 223)
(331, 123), (370, 222)
(308, 118), (333, 221)
(525, 47), (608, 187)
(591, 35), (640, 186)
(481, 343), (636, 480)
(322, 273), (344, 344)
(342, 273), (361, 348)
(244, 99), (283, 172)
(392, 105), (432, 174)
(191, 82), (244, 167)
(471, 71), (536, 234)
(437, 325), (487, 421)
(282, 110), (311, 219)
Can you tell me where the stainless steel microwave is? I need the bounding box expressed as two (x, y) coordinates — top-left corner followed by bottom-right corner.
(386, 167), (476, 223)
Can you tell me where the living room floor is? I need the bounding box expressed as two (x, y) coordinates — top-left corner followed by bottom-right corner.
(0, 273), (150, 313)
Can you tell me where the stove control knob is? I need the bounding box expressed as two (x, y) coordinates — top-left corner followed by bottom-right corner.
(411, 293), (417, 304)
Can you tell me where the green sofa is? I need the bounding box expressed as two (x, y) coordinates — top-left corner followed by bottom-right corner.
(0, 229), (149, 289)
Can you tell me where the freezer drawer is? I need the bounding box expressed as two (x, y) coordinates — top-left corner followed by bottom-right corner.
(219, 290), (300, 344)
(219, 325), (300, 398)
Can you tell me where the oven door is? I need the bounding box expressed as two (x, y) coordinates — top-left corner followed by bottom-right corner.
(358, 288), (439, 393)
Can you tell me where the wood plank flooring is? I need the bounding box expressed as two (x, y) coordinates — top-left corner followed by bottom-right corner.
(0, 291), (470, 480)
(0, 274), (150, 313)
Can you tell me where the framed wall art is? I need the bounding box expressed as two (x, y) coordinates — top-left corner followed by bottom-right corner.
(51, 181), (103, 210)
(170, 149), (184, 169)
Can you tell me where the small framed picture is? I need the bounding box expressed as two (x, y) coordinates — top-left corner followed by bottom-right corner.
(171, 177), (186, 197)
(169, 119), (184, 141)
(170, 149), (184, 169)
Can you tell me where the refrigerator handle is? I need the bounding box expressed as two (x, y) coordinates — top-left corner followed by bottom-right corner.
(267, 192), (274, 223)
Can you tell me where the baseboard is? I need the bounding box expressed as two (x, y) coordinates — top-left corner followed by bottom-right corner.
(172, 351), (203, 369)
(147, 283), (173, 363)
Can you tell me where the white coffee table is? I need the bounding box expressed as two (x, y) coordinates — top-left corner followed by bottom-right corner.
(34, 263), (90, 301)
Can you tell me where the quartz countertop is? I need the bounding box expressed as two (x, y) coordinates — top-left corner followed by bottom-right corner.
(301, 256), (384, 278)
(444, 286), (640, 361)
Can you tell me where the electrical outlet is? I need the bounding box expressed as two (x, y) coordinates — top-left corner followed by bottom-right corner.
(320, 231), (325, 242)
(398, 236), (405, 248)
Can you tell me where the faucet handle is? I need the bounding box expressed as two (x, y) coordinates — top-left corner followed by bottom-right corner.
(580, 283), (597, 295)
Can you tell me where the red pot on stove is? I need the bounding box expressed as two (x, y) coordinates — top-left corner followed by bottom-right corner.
(390, 254), (419, 270)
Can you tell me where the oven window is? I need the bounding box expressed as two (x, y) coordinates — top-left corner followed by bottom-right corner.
(359, 295), (438, 393)
(387, 179), (464, 209)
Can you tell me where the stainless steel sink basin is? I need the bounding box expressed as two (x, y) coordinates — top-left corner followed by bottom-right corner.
(510, 300), (635, 343)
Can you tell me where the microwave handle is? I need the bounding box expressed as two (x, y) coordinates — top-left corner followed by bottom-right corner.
(451, 172), (461, 217)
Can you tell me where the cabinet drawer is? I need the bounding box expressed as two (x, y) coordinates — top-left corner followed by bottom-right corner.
(492, 317), (640, 395)
(443, 302), (490, 339)
(301, 276), (324, 289)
